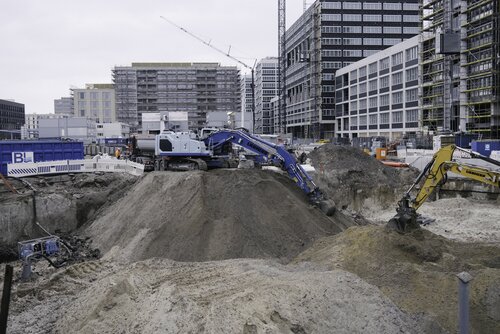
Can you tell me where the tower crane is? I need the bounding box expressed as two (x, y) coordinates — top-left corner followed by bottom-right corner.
(160, 16), (256, 133)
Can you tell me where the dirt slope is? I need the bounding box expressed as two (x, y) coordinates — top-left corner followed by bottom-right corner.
(86, 170), (355, 263)
(308, 144), (418, 213)
(295, 225), (500, 333)
(8, 258), (426, 334)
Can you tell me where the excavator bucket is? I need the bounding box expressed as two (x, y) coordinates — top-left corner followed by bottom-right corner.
(318, 199), (336, 216)
(387, 212), (419, 233)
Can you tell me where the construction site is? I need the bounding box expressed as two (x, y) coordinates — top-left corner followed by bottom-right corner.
(0, 132), (499, 333)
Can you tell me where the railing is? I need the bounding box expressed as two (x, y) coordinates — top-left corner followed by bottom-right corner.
(7, 157), (144, 178)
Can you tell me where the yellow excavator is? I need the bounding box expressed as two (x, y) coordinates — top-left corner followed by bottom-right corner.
(389, 144), (500, 232)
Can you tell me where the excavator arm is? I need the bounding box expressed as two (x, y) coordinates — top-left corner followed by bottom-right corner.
(205, 129), (336, 215)
(390, 145), (500, 232)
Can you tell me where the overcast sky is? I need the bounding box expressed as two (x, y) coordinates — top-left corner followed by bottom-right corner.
(0, 0), (304, 114)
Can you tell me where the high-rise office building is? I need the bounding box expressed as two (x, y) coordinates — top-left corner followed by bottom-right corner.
(240, 74), (254, 131)
(112, 63), (241, 133)
(420, 0), (500, 138)
(283, 0), (419, 139)
(0, 99), (25, 139)
(335, 36), (420, 140)
(254, 57), (279, 134)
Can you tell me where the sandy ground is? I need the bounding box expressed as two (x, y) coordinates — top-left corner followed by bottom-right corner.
(361, 197), (500, 244)
(7, 258), (425, 334)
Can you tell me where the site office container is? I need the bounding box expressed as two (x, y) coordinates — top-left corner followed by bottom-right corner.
(0, 140), (84, 175)
(471, 140), (500, 157)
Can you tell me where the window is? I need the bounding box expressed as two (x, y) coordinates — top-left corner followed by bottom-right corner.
(380, 76), (390, 88)
(343, 50), (363, 57)
(350, 70), (357, 80)
(90, 92), (99, 100)
(363, 26), (382, 34)
(380, 113), (390, 124)
(369, 63), (377, 74)
(350, 101), (358, 111)
(383, 3), (401, 10)
(364, 38), (382, 45)
(322, 26), (342, 33)
(380, 94), (390, 106)
(392, 111), (403, 123)
(343, 26), (362, 33)
(384, 38), (402, 46)
(78, 101), (86, 109)
(79, 92), (85, 99)
(323, 62), (343, 69)
(364, 50), (379, 57)
(322, 14), (341, 21)
(406, 67), (418, 81)
(392, 72), (403, 85)
(369, 79), (378, 91)
(364, 14), (381, 22)
(383, 26), (402, 34)
(359, 99), (367, 109)
(359, 66), (367, 77)
(102, 92), (111, 100)
(343, 2), (362, 9)
(406, 46), (418, 61)
(359, 115), (367, 126)
(406, 109), (419, 122)
(369, 97), (378, 108)
(351, 117), (358, 126)
(403, 3), (419, 10)
(392, 52), (403, 66)
(380, 57), (390, 70)
(384, 15), (402, 22)
(343, 14), (362, 21)
(351, 85), (358, 95)
(403, 15), (419, 22)
(406, 88), (418, 102)
(344, 38), (362, 45)
(392, 91), (403, 104)
(322, 38), (342, 45)
(404, 27), (419, 34)
(359, 82), (367, 93)
(322, 1), (341, 9)
(364, 2), (382, 10)
(322, 50), (343, 57)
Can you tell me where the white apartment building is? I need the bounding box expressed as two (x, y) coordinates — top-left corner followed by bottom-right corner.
(72, 84), (116, 123)
(22, 113), (66, 139)
(95, 122), (130, 141)
(334, 36), (420, 140)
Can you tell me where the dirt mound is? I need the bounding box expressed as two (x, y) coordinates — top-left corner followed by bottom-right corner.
(8, 258), (426, 333)
(308, 144), (418, 213)
(86, 170), (355, 263)
(295, 225), (500, 333)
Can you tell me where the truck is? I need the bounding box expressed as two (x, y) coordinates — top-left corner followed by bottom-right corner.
(130, 128), (335, 215)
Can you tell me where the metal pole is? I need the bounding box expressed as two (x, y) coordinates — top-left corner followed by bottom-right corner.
(457, 271), (473, 334)
(0, 265), (14, 334)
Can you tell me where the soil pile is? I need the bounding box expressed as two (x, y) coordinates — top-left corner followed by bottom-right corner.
(8, 258), (426, 333)
(295, 225), (500, 333)
(86, 170), (355, 263)
(308, 144), (418, 213)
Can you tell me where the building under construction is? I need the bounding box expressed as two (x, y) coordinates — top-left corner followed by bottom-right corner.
(284, 0), (419, 140)
(421, 0), (500, 138)
(112, 63), (240, 133)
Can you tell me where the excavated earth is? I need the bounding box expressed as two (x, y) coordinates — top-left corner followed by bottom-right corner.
(0, 173), (137, 261)
(308, 144), (419, 214)
(2, 151), (500, 333)
(85, 169), (358, 263)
